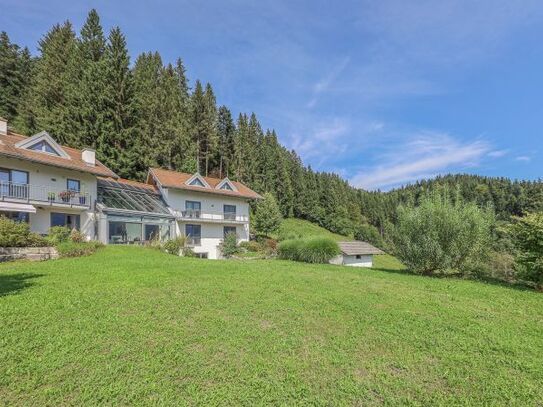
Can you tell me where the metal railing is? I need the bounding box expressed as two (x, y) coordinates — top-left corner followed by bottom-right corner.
(179, 209), (248, 222)
(0, 181), (91, 208)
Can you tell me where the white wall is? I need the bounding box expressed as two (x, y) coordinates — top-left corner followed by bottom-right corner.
(329, 254), (373, 267)
(0, 157), (98, 239)
(165, 188), (251, 259)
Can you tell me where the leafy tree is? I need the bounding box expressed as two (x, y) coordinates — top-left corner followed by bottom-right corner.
(221, 232), (239, 258)
(509, 212), (543, 290)
(391, 190), (494, 275)
(253, 193), (282, 237)
(354, 223), (385, 250)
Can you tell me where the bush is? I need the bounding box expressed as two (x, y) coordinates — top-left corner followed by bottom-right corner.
(56, 241), (103, 258)
(239, 240), (262, 252)
(253, 192), (282, 237)
(278, 237), (340, 263)
(69, 229), (86, 243)
(221, 232), (239, 258)
(0, 216), (47, 247)
(354, 223), (385, 250)
(508, 212), (543, 290)
(162, 237), (186, 256)
(391, 191), (494, 275)
(47, 226), (71, 244)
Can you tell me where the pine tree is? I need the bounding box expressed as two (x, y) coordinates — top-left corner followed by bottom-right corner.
(26, 21), (79, 144)
(217, 106), (235, 178)
(98, 27), (137, 178)
(203, 83), (218, 176)
(254, 192), (282, 236)
(70, 9), (108, 149)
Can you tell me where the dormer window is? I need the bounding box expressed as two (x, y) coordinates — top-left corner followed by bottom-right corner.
(28, 140), (60, 156)
(220, 183), (233, 191)
(189, 178), (206, 187)
(216, 178), (237, 192)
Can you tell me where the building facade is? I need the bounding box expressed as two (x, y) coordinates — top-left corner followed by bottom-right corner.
(0, 118), (261, 258)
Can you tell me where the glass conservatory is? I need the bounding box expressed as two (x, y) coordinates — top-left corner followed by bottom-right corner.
(97, 178), (175, 244)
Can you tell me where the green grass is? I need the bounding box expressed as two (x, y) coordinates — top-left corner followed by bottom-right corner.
(1, 247), (542, 405)
(274, 218), (354, 241)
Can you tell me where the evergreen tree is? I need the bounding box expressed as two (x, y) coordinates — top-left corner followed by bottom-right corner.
(26, 21), (79, 144)
(217, 106), (235, 178)
(254, 192), (282, 236)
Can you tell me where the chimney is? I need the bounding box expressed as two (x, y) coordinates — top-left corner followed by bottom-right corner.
(0, 117), (7, 135)
(82, 148), (96, 166)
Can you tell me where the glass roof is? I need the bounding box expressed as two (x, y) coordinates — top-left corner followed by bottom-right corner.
(97, 179), (171, 216)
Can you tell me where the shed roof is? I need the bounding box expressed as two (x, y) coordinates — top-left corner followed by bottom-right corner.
(338, 241), (384, 256)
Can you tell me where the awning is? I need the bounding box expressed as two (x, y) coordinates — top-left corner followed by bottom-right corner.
(0, 202), (36, 213)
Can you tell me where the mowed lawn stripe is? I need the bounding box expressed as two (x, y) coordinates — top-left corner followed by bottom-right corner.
(0, 246), (542, 405)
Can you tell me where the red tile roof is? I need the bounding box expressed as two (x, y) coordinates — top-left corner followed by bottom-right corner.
(0, 130), (117, 178)
(149, 168), (262, 199)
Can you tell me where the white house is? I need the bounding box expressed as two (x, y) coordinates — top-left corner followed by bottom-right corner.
(0, 117), (261, 258)
(329, 241), (384, 267)
(0, 117), (116, 239)
(147, 168), (262, 259)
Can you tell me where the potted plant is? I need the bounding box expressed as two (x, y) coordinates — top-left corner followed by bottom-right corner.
(59, 190), (75, 203)
(47, 192), (56, 202)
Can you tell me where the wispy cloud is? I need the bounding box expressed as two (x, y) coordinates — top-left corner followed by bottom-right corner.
(516, 155), (531, 162)
(306, 56), (350, 108)
(487, 149), (508, 158)
(350, 133), (492, 190)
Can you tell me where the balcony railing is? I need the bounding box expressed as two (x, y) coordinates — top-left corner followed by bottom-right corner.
(179, 209), (248, 222)
(0, 181), (91, 208)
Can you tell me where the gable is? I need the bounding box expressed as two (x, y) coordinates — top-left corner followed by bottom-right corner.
(216, 178), (238, 192)
(14, 131), (70, 159)
(185, 173), (211, 188)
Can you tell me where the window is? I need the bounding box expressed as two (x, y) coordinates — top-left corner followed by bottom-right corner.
(188, 177), (206, 187)
(28, 140), (59, 155)
(51, 213), (80, 230)
(224, 204), (236, 220)
(185, 201), (201, 218)
(356, 255), (362, 260)
(0, 168), (29, 199)
(224, 226), (236, 238)
(144, 224), (160, 241)
(67, 179), (80, 192)
(220, 182), (233, 191)
(108, 221), (142, 244)
(1, 211), (29, 223)
(185, 224), (201, 246)
(196, 253), (208, 259)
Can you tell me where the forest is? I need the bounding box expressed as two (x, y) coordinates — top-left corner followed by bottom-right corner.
(1, 9), (542, 240)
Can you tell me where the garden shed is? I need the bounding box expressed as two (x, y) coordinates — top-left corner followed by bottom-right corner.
(329, 241), (384, 267)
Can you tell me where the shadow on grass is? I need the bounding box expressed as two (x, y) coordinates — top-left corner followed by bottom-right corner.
(0, 273), (43, 297)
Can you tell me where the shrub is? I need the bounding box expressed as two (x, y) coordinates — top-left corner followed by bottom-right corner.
(391, 191), (494, 275)
(239, 240), (262, 252)
(69, 229), (86, 243)
(253, 192), (282, 237)
(162, 237), (185, 256)
(508, 212), (543, 290)
(47, 226), (71, 244)
(221, 232), (239, 258)
(0, 216), (47, 247)
(278, 237), (340, 263)
(56, 241), (103, 258)
(354, 223), (385, 250)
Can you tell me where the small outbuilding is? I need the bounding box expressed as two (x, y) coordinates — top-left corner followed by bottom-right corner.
(329, 241), (384, 267)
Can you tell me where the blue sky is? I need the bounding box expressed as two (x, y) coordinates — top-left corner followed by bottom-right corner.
(2, 0), (542, 190)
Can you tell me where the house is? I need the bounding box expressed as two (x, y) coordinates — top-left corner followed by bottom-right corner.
(0, 118), (261, 257)
(0, 117), (116, 239)
(329, 241), (384, 267)
(147, 168), (262, 259)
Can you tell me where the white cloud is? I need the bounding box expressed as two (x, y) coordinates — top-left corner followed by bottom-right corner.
(306, 56), (350, 108)
(487, 150), (508, 158)
(350, 133), (492, 190)
(516, 155), (531, 162)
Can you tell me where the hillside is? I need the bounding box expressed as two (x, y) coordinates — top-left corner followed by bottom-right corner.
(1, 246), (542, 405)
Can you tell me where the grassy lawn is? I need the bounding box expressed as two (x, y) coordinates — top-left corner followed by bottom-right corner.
(1, 247), (542, 405)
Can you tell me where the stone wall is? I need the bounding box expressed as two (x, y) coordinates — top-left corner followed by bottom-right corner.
(0, 247), (59, 263)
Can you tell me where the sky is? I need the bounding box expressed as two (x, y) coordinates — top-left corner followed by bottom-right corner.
(1, 0), (542, 190)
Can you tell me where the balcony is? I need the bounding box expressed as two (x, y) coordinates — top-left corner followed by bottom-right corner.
(0, 181), (91, 208)
(178, 209), (248, 223)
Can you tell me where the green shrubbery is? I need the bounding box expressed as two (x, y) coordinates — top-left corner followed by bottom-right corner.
(0, 216), (47, 247)
(221, 232), (240, 258)
(390, 191), (494, 275)
(278, 237), (340, 263)
(56, 241), (103, 258)
(46, 226), (72, 245)
(509, 212), (543, 290)
(253, 193), (282, 236)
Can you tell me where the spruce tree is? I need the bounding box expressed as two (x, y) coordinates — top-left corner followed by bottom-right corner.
(217, 106), (235, 178)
